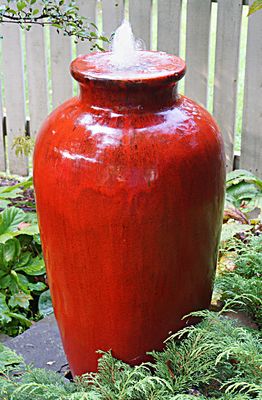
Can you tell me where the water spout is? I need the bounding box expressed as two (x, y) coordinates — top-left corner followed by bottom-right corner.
(111, 20), (138, 69)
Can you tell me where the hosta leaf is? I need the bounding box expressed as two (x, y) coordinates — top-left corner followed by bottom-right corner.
(0, 207), (26, 235)
(16, 251), (32, 268)
(226, 169), (262, 189)
(3, 238), (21, 263)
(8, 312), (32, 327)
(39, 289), (53, 317)
(15, 222), (39, 236)
(0, 187), (22, 199)
(9, 292), (32, 309)
(16, 256), (46, 276)
(28, 281), (46, 292)
(9, 272), (30, 294)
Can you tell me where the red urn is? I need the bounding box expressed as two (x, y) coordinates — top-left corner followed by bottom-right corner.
(33, 50), (225, 376)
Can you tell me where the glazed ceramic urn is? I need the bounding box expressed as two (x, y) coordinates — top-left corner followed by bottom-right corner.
(33, 51), (225, 376)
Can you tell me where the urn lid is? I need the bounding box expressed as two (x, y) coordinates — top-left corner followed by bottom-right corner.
(70, 51), (186, 87)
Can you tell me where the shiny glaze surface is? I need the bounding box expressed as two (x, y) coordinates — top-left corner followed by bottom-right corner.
(33, 53), (225, 376)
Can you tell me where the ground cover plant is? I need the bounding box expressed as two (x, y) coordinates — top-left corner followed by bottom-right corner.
(0, 177), (46, 336)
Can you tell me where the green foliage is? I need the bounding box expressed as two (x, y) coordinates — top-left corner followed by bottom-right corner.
(0, 343), (23, 371)
(216, 234), (262, 327)
(0, 206), (46, 336)
(248, 0), (262, 16)
(0, 176), (35, 212)
(12, 137), (35, 158)
(0, 304), (261, 399)
(225, 169), (262, 215)
(0, 0), (108, 50)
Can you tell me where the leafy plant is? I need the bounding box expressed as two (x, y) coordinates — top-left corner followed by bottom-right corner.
(0, 176), (35, 212)
(0, 207), (46, 336)
(216, 234), (262, 327)
(0, 0), (108, 50)
(225, 169), (262, 215)
(12, 137), (35, 158)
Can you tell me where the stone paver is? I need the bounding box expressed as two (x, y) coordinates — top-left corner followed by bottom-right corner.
(4, 314), (67, 372)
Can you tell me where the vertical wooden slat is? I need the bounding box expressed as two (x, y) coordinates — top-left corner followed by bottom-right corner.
(213, 0), (242, 171)
(0, 81), (6, 172)
(157, 0), (182, 55)
(102, 0), (124, 49)
(50, 29), (73, 109)
(240, 4), (262, 177)
(26, 26), (48, 138)
(76, 0), (97, 55)
(185, 0), (211, 107)
(129, 0), (152, 49)
(1, 25), (28, 175)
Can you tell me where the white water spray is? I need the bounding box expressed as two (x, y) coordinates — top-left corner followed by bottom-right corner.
(111, 20), (139, 68)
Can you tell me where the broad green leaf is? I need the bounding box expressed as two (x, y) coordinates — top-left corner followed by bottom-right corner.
(0, 199), (9, 209)
(3, 238), (21, 263)
(17, 1), (26, 11)
(8, 312), (32, 327)
(0, 187), (22, 198)
(15, 223), (39, 236)
(220, 223), (252, 243)
(16, 251), (32, 268)
(28, 281), (46, 292)
(0, 207), (26, 235)
(16, 255), (45, 276)
(0, 232), (13, 244)
(226, 169), (262, 190)
(39, 289), (53, 317)
(10, 272), (30, 294)
(9, 292), (32, 309)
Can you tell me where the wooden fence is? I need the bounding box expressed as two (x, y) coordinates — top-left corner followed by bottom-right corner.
(0, 0), (261, 177)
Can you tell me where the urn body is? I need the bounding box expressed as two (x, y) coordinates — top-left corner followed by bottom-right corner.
(33, 52), (225, 376)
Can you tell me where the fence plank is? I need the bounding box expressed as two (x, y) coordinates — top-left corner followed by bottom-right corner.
(102, 0), (124, 49)
(1, 25), (28, 176)
(157, 0), (182, 55)
(129, 0), (152, 49)
(185, 0), (211, 107)
(76, 0), (97, 55)
(50, 29), (73, 109)
(0, 81), (6, 172)
(240, 5), (262, 177)
(26, 26), (48, 138)
(213, 0), (242, 171)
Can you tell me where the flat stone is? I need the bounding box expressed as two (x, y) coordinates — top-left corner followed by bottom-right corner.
(0, 333), (11, 343)
(4, 314), (68, 372)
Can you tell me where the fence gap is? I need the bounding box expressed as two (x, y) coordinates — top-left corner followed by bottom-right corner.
(234, 5), (248, 154)
(179, 0), (187, 94)
(207, 1), (217, 114)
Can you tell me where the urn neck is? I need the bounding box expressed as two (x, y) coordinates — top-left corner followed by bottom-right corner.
(78, 81), (179, 113)
(71, 51), (186, 114)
